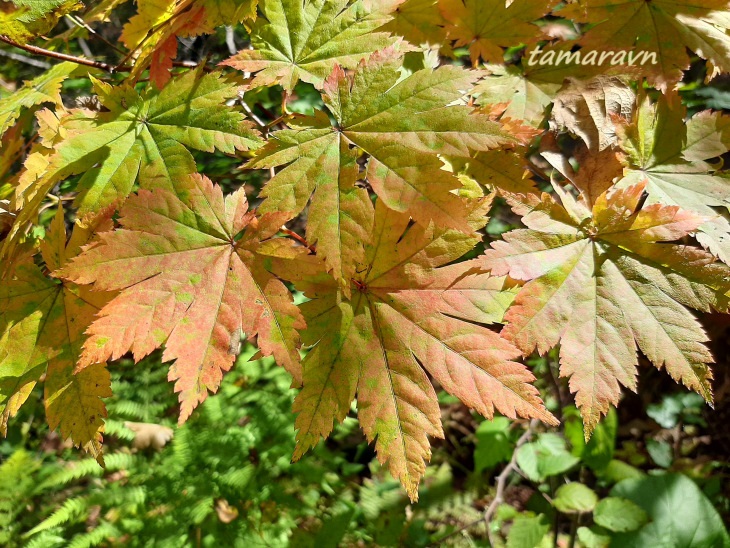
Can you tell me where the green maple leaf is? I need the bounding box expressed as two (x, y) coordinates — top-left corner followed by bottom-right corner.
(3, 70), (261, 259)
(0, 206), (114, 462)
(438, 0), (557, 65)
(375, 0), (450, 52)
(0, 0), (83, 44)
(0, 61), (83, 139)
(269, 199), (556, 501)
(221, 0), (398, 90)
(483, 184), (730, 436)
(248, 49), (527, 287)
(560, 0), (730, 90)
(58, 175), (305, 423)
(615, 91), (730, 264)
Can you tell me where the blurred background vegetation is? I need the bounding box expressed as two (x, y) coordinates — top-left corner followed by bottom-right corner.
(1, 2), (730, 546)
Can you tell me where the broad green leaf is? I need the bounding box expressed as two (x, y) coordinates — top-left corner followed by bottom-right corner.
(560, 0), (730, 90)
(221, 0), (398, 90)
(270, 200), (555, 500)
(577, 526), (611, 548)
(564, 405), (616, 471)
(483, 184), (730, 437)
(249, 50), (525, 284)
(516, 433), (579, 482)
(3, 70), (261, 260)
(506, 515), (550, 548)
(646, 391), (706, 429)
(611, 473), (730, 547)
(0, 206), (113, 462)
(0, 0), (82, 44)
(474, 416), (512, 472)
(0, 62), (82, 139)
(58, 175), (305, 423)
(616, 92), (730, 264)
(552, 483), (598, 513)
(593, 497), (649, 533)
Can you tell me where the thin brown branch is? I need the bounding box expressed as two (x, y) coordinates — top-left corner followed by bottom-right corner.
(0, 35), (209, 75)
(0, 34), (122, 71)
(428, 419), (539, 547)
(483, 419), (539, 544)
(281, 227), (315, 253)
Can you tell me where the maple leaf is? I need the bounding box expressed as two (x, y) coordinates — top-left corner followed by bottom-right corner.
(2, 70), (261, 260)
(248, 49), (525, 286)
(375, 0), (450, 51)
(560, 0), (730, 89)
(221, 0), (398, 91)
(474, 63), (565, 128)
(482, 184), (730, 437)
(438, 0), (556, 65)
(58, 174), (306, 423)
(0, 205), (114, 462)
(0, 62), (82, 139)
(449, 150), (539, 198)
(614, 91), (730, 264)
(270, 199), (556, 500)
(121, 0), (210, 88)
(0, 0), (82, 44)
(550, 75), (635, 152)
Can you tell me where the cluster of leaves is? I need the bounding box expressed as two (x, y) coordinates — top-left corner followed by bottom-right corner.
(2, 0), (730, 506)
(1, 350), (728, 546)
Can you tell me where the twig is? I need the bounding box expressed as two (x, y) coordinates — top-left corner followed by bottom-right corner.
(429, 419), (539, 547)
(225, 26), (237, 56)
(281, 227), (315, 253)
(483, 419), (539, 544)
(65, 18), (93, 58)
(0, 34), (123, 71)
(0, 35), (209, 74)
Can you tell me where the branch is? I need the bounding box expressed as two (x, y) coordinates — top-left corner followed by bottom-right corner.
(428, 419), (539, 547)
(483, 419), (538, 543)
(0, 35), (210, 74)
(0, 35), (122, 71)
(281, 227), (315, 253)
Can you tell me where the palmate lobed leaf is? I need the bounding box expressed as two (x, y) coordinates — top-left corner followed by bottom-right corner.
(221, 0), (398, 91)
(0, 205), (114, 462)
(438, 0), (557, 66)
(482, 183), (730, 437)
(58, 174), (305, 423)
(0, 61), (83, 139)
(120, 0), (258, 88)
(0, 0), (83, 44)
(269, 199), (556, 501)
(248, 49), (529, 290)
(560, 0), (730, 90)
(614, 91), (730, 264)
(2, 69), (261, 261)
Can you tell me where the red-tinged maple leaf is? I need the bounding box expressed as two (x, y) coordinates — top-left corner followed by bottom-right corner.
(268, 199), (556, 500)
(247, 49), (528, 289)
(560, 0), (730, 90)
(121, 0), (210, 88)
(0, 205), (114, 463)
(482, 184), (730, 437)
(58, 174), (306, 423)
